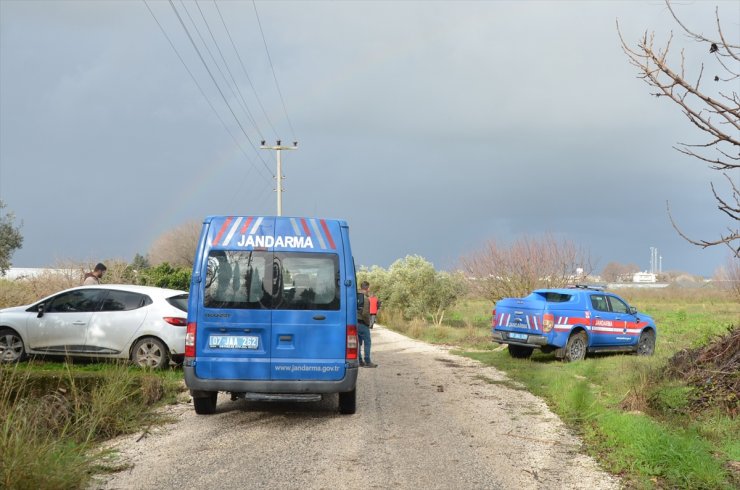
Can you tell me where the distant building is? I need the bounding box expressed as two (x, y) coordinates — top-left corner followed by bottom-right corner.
(633, 271), (657, 283)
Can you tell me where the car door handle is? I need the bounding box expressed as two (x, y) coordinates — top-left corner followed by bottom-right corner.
(313, 315), (326, 321)
(72, 321), (87, 326)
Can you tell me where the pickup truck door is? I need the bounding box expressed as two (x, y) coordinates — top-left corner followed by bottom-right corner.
(607, 295), (638, 345)
(588, 294), (623, 347)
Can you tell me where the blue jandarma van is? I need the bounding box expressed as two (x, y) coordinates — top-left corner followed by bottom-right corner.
(184, 216), (359, 414)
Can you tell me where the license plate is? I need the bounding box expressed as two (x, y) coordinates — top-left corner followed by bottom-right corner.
(509, 332), (528, 341)
(208, 335), (259, 349)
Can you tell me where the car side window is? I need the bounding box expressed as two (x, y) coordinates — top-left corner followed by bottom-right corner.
(47, 290), (104, 313)
(100, 291), (150, 312)
(608, 296), (629, 314)
(590, 294), (609, 312)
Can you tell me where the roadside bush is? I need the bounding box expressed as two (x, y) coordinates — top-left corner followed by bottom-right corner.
(358, 255), (465, 325)
(0, 362), (180, 490)
(137, 262), (191, 291)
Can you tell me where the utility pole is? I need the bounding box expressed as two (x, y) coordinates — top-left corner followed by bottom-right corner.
(260, 140), (298, 216)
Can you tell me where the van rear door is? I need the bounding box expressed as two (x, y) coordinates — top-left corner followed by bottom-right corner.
(193, 217), (274, 381)
(269, 218), (346, 382)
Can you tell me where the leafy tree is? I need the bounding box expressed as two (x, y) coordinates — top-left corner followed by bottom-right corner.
(383, 255), (465, 324)
(0, 200), (23, 275)
(619, 1), (739, 256)
(131, 253), (150, 271)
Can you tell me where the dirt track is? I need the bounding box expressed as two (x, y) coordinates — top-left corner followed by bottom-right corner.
(95, 326), (620, 490)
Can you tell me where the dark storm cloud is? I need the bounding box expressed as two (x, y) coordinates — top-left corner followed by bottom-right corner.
(1, 1), (737, 276)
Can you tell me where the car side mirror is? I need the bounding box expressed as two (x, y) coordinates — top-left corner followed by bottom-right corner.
(356, 293), (364, 310)
(629, 306), (637, 315)
(37, 304), (45, 318)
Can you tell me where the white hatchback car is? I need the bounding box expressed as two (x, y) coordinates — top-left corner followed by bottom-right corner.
(0, 285), (188, 368)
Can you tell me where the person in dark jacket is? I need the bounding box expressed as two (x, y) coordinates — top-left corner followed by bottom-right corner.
(83, 263), (106, 285)
(357, 281), (377, 368)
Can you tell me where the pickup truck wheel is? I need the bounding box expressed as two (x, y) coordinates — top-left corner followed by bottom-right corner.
(338, 389), (357, 415)
(193, 392), (218, 415)
(507, 344), (534, 359)
(637, 330), (656, 356)
(564, 331), (587, 362)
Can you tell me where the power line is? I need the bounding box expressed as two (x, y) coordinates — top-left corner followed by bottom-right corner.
(191, 0), (264, 140)
(252, 0), (297, 141)
(167, 0), (274, 177)
(179, 0), (262, 141)
(142, 0), (272, 184)
(213, 0), (279, 140)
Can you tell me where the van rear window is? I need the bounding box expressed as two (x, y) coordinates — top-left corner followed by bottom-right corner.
(204, 251), (340, 311)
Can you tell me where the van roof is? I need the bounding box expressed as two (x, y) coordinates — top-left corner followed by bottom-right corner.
(204, 215), (347, 252)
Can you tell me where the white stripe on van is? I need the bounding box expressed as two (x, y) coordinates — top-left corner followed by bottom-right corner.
(249, 217), (264, 235)
(309, 219), (326, 249)
(289, 218), (302, 236)
(222, 217), (243, 246)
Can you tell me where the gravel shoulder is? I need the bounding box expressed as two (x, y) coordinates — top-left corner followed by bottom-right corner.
(95, 326), (620, 490)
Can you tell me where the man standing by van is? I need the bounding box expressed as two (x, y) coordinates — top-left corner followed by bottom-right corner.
(357, 281), (377, 368)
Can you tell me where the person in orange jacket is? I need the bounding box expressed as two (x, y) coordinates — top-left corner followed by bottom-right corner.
(369, 295), (380, 328)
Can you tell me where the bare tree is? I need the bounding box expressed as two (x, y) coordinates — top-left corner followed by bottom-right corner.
(147, 220), (201, 268)
(618, 1), (739, 257)
(459, 234), (592, 302)
(601, 261), (640, 283)
(713, 254), (740, 300)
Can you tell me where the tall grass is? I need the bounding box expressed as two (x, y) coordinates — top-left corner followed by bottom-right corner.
(0, 361), (181, 490)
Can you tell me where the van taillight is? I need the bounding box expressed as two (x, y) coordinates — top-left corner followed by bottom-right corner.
(346, 325), (358, 360)
(185, 322), (196, 357)
(164, 317), (187, 326)
(491, 308), (496, 327)
(542, 313), (554, 333)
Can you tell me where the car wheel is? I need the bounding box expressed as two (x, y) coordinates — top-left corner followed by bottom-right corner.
(507, 344), (534, 359)
(637, 330), (656, 356)
(564, 331), (588, 362)
(193, 392), (218, 415)
(131, 337), (169, 369)
(338, 388), (356, 415)
(0, 328), (26, 363)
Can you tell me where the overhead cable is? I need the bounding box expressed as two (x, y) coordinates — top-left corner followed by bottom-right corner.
(252, 0), (297, 141)
(213, 0), (279, 140)
(191, 0), (264, 140)
(142, 0), (272, 184)
(168, 0), (274, 176)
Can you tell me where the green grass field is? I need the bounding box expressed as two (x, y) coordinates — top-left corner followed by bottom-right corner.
(385, 288), (740, 489)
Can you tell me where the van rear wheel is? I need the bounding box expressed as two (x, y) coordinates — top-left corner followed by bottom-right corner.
(338, 389), (356, 414)
(193, 392), (218, 415)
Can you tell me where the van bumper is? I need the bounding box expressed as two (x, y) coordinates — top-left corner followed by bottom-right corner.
(183, 365), (358, 394)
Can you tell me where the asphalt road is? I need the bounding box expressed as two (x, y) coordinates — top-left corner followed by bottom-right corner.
(97, 326), (620, 490)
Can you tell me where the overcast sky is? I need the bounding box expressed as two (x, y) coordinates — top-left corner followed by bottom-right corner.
(1, 0), (738, 276)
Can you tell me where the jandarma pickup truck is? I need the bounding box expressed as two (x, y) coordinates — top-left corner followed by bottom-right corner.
(491, 285), (656, 361)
